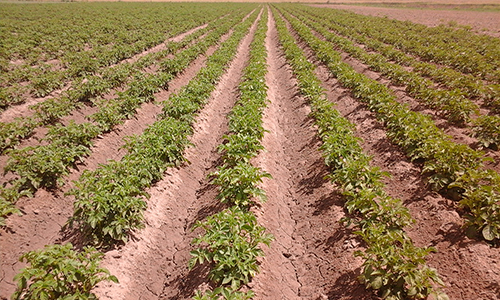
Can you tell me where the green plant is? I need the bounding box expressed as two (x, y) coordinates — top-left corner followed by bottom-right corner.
(272, 8), (448, 299)
(472, 115), (500, 150)
(67, 161), (149, 247)
(218, 134), (264, 165)
(30, 97), (76, 124)
(210, 162), (271, 208)
(11, 243), (117, 300)
(355, 224), (448, 300)
(0, 199), (20, 226)
(189, 207), (273, 290)
(453, 170), (500, 241)
(193, 287), (254, 300)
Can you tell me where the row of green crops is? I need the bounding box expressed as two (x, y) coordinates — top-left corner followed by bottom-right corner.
(0, 3), (245, 108)
(9, 7), (260, 300)
(272, 7), (447, 300)
(190, 10), (273, 299)
(0, 10), (242, 155)
(287, 5), (500, 148)
(277, 4), (500, 242)
(0, 10), (250, 226)
(289, 9), (479, 125)
(292, 6), (500, 107)
(67, 7), (259, 248)
(291, 6), (500, 83)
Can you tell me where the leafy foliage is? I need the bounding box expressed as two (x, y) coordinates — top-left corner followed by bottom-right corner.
(11, 243), (117, 300)
(190, 11), (271, 298)
(472, 115), (500, 150)
(193, 287), (254, 300)
(211, 162), (270, 207)
(277, 4), (500, 244)
(67, 7), (259, 248)
(190, 207), (273, 290)
(273, 6), (447, 299)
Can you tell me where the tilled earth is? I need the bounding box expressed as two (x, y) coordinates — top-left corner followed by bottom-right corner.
(312, 4), (500, 38)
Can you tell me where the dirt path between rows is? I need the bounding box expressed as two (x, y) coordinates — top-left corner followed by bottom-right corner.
(0, 28), (225, 300)
(91, 10), (262, 300)
(311, 4), (500, 38)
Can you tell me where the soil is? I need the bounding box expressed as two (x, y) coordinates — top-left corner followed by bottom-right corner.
(312, 4), (500, 38)
(2, 5), (500, 300)
(249, 10), (372, 299)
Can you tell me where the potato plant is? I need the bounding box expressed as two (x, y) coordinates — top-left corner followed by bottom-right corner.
(273, 7), (448, 299)
(11, 243), (117, 300)
(190, 11), (272, 298)
(0, 10), (252, 225)
(278, 6), (500, 244)
(67, 8), (259, 248)
(189, 207), (273, 289)
(0, 8), (244, 157)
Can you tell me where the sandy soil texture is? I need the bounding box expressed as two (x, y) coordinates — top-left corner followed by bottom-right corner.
(313, 4), (500, 37)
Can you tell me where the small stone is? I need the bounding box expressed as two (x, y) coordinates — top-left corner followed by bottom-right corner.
(108, 250), (121, 259)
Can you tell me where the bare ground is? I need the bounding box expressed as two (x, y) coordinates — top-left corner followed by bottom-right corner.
(249, 10), (373, 300)
(312, 4), (500, 37)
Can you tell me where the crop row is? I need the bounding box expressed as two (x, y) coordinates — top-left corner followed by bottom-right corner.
(272, 7), (447, 300)
(67, 7), (258, 248)
(276, 5), (500, 242)
(190, 10), (273, 299)
(287, 7), (500, 151)
(0, 10), (250, 227)
(0, 3), (245, 106)
(9, 7), (260, 300)
(0, 10), (241, 155)
(292, 6), (500, 83)
(288, 9), (479, 125)
(293, 6), (500, 107)
(288, 5), (500, 148)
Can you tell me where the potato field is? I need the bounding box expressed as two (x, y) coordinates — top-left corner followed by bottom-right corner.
(1, 2), (500, 300)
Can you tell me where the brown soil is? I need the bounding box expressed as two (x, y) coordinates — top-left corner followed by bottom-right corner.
(312, 4), (500, 37)
(2, 5), (500, 300)
(249, 10), (372, 299)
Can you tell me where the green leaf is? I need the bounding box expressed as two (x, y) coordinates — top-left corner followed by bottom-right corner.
(482, 225), (497, 241)
(371, 276), (383, 290)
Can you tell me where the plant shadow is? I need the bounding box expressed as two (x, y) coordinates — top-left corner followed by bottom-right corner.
(324, 269), (378, 300)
